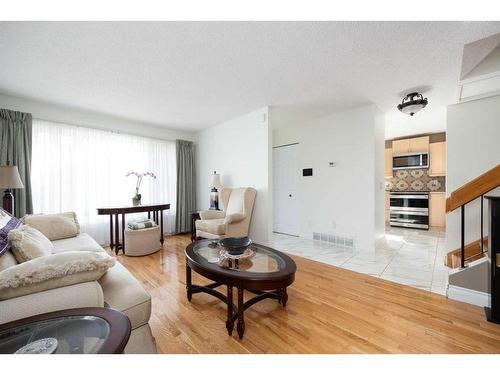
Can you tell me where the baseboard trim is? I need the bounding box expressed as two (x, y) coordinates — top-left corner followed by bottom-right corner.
(447, 285), (490, 307)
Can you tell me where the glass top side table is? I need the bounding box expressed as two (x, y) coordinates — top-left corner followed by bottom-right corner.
(0, 308), (131, 354)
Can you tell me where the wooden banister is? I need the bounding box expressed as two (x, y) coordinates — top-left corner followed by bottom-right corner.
(444, 236), (488, 268)
(446, 164), (500, 213)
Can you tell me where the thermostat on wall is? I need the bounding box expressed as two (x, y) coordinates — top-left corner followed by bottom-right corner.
(303, 168), (313, 176)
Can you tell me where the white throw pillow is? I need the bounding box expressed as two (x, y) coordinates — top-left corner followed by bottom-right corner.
(22, 212), (80, 241)
(0, 251), (115, 300)
(8, 225), (54, 263)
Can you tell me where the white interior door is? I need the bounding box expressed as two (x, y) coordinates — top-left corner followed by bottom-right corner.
(273, 144), (299, 236)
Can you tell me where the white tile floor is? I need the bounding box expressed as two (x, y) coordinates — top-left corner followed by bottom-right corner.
(269, 226), (449, 295)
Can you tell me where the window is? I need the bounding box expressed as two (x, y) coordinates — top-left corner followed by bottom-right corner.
(31, 119), (176, 244)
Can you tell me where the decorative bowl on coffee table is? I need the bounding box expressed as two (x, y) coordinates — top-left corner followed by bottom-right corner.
(218, 237), (252, 255)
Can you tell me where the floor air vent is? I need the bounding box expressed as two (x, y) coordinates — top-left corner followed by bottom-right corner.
(313, 232), (355, 249)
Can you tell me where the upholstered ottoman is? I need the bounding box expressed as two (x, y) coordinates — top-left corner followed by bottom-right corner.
(124, 226), (161, 256)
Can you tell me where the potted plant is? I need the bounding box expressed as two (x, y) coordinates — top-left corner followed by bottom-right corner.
(126, 171), (157, 206)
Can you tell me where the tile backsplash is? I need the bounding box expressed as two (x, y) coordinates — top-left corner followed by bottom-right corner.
(385, 169), (445, 192)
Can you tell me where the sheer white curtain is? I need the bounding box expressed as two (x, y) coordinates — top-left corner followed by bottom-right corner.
(31, 119), (177, 245)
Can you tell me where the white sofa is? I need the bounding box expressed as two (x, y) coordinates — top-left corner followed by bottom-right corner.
(0, 231), (157, 354)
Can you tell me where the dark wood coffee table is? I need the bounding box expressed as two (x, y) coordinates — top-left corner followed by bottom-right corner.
(0, 308), (131, 354)
(185, 239), (296, 339)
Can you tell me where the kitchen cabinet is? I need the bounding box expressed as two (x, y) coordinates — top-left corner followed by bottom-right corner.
(429, 141), (446, 176)
(429, 192), (446, 228)
(392, 139), (410, 155)
(392, 136), (429, 155)
(385, 148), (393, 178)
(409, 136), (430, 153)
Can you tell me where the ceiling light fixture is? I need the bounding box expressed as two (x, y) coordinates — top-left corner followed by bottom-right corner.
(397, 92), (428, 116)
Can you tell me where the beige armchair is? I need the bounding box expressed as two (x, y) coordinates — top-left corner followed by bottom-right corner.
(196, 187), (257, 239)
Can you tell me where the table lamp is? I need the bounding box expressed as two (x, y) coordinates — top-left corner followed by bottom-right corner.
(209, 171), (222, 210)
(0, 166), (24, 215)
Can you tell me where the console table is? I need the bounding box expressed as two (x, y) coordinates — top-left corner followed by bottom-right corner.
(97, 203), (170, 255)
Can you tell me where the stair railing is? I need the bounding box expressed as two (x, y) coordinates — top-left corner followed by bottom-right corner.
(457, 195), (485, 268)
(446, 164), (500, 268)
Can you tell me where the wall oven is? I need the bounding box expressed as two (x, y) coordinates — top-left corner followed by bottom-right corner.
(393, 153), (429, 170)
(390, 192), (429, 230)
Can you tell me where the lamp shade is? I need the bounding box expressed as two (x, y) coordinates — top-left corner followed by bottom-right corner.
(0, 166), (24, 189)
(210, 172), (222, 189)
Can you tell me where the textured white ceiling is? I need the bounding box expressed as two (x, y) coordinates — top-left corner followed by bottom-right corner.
(1, 21), (500, 133)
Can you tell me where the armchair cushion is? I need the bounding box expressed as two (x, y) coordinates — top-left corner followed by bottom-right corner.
(22, 212), (80, 241)
(0, 250), (115, 300)
(8, 225), (54, 263)
(224, 213), (246, 224)
(196, 218), (226, 235)
(199, 210), (225, 220)
(225, 189), (245, 214)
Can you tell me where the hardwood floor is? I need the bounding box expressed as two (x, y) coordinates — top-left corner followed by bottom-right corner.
(113, 234), (500, 353)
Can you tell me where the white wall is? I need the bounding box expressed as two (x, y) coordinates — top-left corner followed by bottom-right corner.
(196, 107), (271, 244)
(0, 93), (196, 141)
(373, 108), (386, 239)
(272, 105), (385, 250)
(446, 94), (500, 252)
(385, 106), (447, 140)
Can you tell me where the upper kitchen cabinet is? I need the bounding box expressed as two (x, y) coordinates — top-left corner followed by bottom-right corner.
(429, 141), (446, 176)
(409, 136), (430, 153)
(385, 148), (393, 178)
(392, 136), (429, 155)
(392, 138), (410, 155)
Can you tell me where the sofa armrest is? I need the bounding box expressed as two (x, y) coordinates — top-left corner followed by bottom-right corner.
(224, 213), (246, 224)
(199, 210), (225, 220)
(0, 281), (104, 324)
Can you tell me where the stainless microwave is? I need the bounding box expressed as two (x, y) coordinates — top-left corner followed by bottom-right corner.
(393, 153), (429, 170)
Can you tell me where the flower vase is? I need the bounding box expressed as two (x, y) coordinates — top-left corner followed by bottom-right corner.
(132, 189), (142, 206)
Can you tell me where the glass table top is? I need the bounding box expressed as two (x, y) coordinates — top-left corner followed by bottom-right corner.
(0, 316), (111, 354)
(191, 240), (287, 274)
